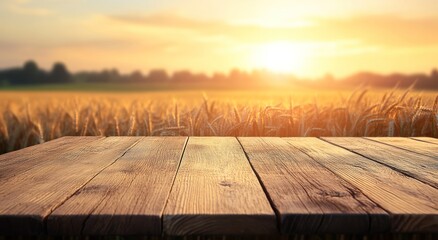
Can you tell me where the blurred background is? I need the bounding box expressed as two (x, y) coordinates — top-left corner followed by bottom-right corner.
(0, 0), (437, 153)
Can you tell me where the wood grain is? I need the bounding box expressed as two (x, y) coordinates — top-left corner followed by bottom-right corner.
(322, 137), (438, 189)
(366, 137), (438, 158)
(1, 136), (437, 235)
(47, 137), (187, 235)
(285, 137), (438, 233)
(163, 137), (277, 235)
(0, 136), (102, 181)
(0, 137), (141, 235)
(412, 137), (438, 145)
(238, 137), (389, 234)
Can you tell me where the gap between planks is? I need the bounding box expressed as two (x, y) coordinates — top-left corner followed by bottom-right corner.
(287, 137), (438, 232)
(47, 137), (187, 235)
(162, 137), (277, 235)
(411, 137), (438, 146)
(365, 137), (438, 159)
(238, 137), (389, 234)
(321, 137), (438, 189)
(0, 137), (143, 235)
(1, 137), (437, 236)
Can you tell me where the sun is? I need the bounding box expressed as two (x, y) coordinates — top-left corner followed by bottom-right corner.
(251, 41), (308, 73)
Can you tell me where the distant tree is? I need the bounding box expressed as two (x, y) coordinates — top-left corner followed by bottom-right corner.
(107, 69), (121, 82)
(128, 70), (144, 82)
(73, 71), (91, 82)
(172, 70), (193, 82)
(23, 60), (47, 84)
(211, 72), (228, 83)
(431, 69), (438, 81)
(49, 62), (71, 83)
(147, 69), (169, 82)
(423, 68), (438, 89)
(192, 73), (209, 82)
(228, 69), (251, 84)
(99, 69), (121, 82)
(0, 68), (21, 85)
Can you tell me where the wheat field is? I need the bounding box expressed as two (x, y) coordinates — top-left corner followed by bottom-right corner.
(0, 88), (437, 154)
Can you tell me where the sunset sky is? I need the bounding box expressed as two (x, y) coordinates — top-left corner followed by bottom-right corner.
(1, 0), (438, 77)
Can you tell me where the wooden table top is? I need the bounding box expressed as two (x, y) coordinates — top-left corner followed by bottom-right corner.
(0, 137), (437, 236)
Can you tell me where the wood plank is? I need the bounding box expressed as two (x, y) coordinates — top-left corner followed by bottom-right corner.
(366, 137), (438, 158)
(0, 136), (100, 163)
(163, 137), (277, 235)
(47, 137), (187, 235)
(322, 137), (438, 189)
(238, 137), (389, 234)
(0, 137), (141, 235)
(412, 137), (438, 145)
(284, 138), (438, 233)
(0, 136), (103, 181)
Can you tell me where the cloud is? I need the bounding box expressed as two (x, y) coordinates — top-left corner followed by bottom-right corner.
(106, 13), (438, 47)
(5, 0), (53, 16)
(106, 13), (305, 42)
(317, 15), (438, 47)
(2, 11), (438, 76)
(8, 5), (52, 16)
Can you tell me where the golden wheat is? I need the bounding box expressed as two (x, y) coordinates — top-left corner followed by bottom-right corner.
(0, 88), (437, 153)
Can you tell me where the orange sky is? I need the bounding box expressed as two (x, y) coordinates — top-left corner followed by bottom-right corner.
(1, 0), (438, 77)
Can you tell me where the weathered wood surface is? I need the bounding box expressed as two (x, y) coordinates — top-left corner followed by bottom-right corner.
(0, 137), (141, 235)
(238, 137), (389, 234)
(0, 136), (437, 236)
(163, 137), (277, 235)
(412, 137), (438, 145)
(322, 137), (438, 189)
(0, 136), (102, 181)
(285, 138), (438, 232)
(367, 137), (438, 158)
(47, 137), (187, 235)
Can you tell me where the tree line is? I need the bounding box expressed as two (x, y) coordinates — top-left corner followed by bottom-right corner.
(0, 61), (296, 87)
(0, 61), (71, 85)
(1, 60), (438, 89)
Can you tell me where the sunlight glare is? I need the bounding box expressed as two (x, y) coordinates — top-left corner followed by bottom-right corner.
(251, 41), (308, 73)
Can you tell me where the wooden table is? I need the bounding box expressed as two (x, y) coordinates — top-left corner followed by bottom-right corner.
(0, 137), (437, 236)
